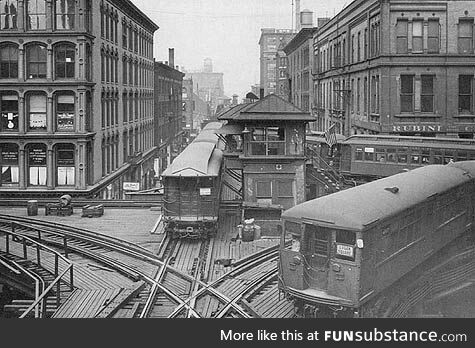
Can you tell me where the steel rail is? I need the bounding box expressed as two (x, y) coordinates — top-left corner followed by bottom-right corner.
(169, 245), (281, 318)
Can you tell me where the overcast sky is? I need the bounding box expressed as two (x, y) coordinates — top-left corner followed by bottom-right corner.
(133, 0), (349, 98)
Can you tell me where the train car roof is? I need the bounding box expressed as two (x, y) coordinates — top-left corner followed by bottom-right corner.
(194, 122), (222, 143)
(161, 142), (223, 177)
(343, 135), (475, 150)
(282, 162), (475, 231)
(307, 134), (347, 144)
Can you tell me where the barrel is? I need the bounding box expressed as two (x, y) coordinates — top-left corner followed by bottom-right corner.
(241, 225), (255, 242)
(27, 200), (38, 216)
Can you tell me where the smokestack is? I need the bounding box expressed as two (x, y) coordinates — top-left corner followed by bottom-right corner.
(168, 48), (175, 68)
(295, 0), (301, 32)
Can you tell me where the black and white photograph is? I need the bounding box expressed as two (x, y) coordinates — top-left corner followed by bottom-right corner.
(0, 0), (474, 338)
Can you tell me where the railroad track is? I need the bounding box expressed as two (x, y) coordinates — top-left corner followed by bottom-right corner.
(0, 214), (197, 318)
(0, 214), (294, 318)
(136, 235), (213, 318)
(169, 244), (283, 318)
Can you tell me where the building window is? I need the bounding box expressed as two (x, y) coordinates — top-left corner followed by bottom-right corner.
(0, 0), (18, 30)
(412, 21), (423, 52)
(28, 93), (47, 131)
(400, 75), (414, 113)
(256, 180), (272, 198)
(122, 22), (127, 48)
(27, 143), (47, 186)
(250, 127), (285, 156)
(56, 143), (75, 186)
(0, 44), (18, 78)
(458, 19), (474, 54)
(26, 0), (47, 30)
(364, 77), (368, 115)
(54, 43), (75, 79)
(0, 93), (18, 131)
(56, 93), (75, 131)
(421, 75), (434, 113)
(396, 19), (408, 54)
(26, 44), (47, 79)
(428, 20), (439, 53)
(85, 43), (91, 81)
(55, 0), (75, 30)
(459, 75), (473, 114)
(0, 143), (19, 186)
(357, 32), (361, 61)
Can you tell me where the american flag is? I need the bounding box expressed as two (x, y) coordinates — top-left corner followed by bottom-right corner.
(324, 123), (337, 148)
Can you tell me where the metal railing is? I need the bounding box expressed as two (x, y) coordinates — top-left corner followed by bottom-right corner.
(0, 224), (74, 318)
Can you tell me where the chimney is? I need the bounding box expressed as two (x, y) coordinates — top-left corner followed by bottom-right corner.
(169, 48), (175, 68)
(295, 0), (301, 32)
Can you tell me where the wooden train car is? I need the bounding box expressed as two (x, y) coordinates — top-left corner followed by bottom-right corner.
(279, 161), (475, 317)
(161, 122), (223, 239)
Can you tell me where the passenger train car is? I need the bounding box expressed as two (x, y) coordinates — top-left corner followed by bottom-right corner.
(307, 134), (475, 181)
(161, 122), (223, 239)
(279, 161), (475, 317)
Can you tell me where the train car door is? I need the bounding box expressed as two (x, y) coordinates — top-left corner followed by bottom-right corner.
(303, 224), (331, 290)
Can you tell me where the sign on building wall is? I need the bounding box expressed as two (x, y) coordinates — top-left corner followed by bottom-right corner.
(123, 182), (140, 191)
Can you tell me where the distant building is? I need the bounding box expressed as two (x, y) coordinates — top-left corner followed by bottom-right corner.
(185, 58), (224, 117)
(182, 78), (211, 137)
(154, 52), (185, 175)
(258, 28), (295, 97)
(0, 0), (158, 198)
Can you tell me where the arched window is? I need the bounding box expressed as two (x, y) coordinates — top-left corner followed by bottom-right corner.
(27, 93), (47, 131)
(54, 43), (75, 79)
(55, 0), (75, 30)
(27, 143), (47, 186)
(55, 92), (75, 131)
(0, 44), (18, 78)
(0, 143), (19, 186)
(26, 44), (47, 79)
(0, 0), (18, 30)
(0, 92), (18, 131)
(26, 0), (47, 30)
(55, 143), (75, 186)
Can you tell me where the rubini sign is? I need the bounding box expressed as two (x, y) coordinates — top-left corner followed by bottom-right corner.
(382, 124), (445, 132)
(123, 182), (140, 191)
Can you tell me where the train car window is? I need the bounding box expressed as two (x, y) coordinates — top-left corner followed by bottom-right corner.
(397, 153), (408, 163)
(374, 148), (385, 162)
(410, 154), (420, 164)
(456, 152), (467, 161)
(433, 150), (443, 164)
(284, 221), (301, 251)
(387, 148), (397, 163)
(421, 148), (430, 164)
(335, 230), (356, 261)
(364, 147), (375, 161)
(355, 147), (363, 161)
(444, 150), (454, 164)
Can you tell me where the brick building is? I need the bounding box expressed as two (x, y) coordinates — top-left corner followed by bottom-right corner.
(314, 0), (475, 138)
(258, 28), (295, 97)
(0, 0), (158, 198)
(154, 54), (185, 175)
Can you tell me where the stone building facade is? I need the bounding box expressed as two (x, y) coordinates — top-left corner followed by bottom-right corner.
(0, 0), (158, 198)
